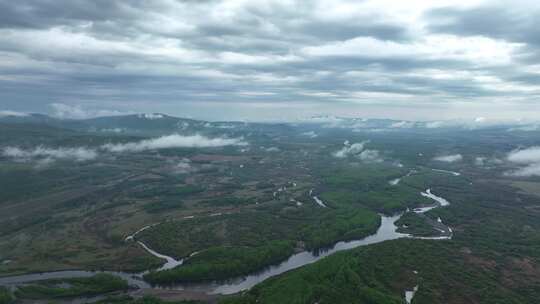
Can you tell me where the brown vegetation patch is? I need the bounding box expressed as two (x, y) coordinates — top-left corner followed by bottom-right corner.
(501, 257), (540, 288)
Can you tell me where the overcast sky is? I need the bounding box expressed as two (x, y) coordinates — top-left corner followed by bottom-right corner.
(1, 0), (540, 121)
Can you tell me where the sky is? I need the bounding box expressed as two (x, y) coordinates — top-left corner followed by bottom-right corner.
(1, 0), (540, 122)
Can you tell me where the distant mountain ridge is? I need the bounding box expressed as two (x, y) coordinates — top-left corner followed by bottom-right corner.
(0, 113), (537, 135)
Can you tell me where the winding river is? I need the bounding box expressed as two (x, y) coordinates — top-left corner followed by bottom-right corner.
(0, 188), (453, 298)
(177, 213), (408, 295)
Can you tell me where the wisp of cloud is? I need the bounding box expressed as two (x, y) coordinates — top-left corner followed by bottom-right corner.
(2, 146), (98, 162)
(101, 134), (248, 153)
(433, 154), (463, 163)
(506, 146), (540, 177)
(333, 140), (382, 163)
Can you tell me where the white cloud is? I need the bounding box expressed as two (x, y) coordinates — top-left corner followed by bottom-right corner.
(50, 103), (87, 119)
(505, 146), (540, 177)
(390, 121), (414, 128)
(332, 140), (383, 162)
(1, 134), (248, 166)
(301, 131), (318, 138)
(420, 119), (540, 130)
(507, 125), (540, 132)
(264, 146), (281, 152)
(303, 115), (345, 123)
(101, 128), (125, 133)
(333, 141), (368, 158)
(358, 149), (383, 163)
(474, 117), (487, 123)
(139, 113), (164, 119)
(2, 146), (97, 162)
(433, 154), (463, 162)
(302, 35), (519, 66)
(101, 134), (248, 152)
(3, 0), (540, 121)
(507, 147), (540, 164)
(507, 163), (540, 177)
(50, 103), (127, 119)
(475, 157), (486, 166)
(204, 122), (237, 129)
(174, 158), (196, 174)
(0, 110), (29, 117)
(425, 121), (445, 128)
(215, 124), (236, 129)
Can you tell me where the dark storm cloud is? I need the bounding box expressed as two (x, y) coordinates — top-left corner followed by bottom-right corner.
(0, 0), (540, 121)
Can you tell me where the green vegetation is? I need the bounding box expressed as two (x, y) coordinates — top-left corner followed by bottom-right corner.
(224, 175), (540, 304)
(96, 295), (203, 304)
(143, 199), (184, 213)
(222, 239), (537, 304)
(139, 207), (380, 284)
(300, 208), (380, 249)
(395, 212), (438, 236)
(201, 196), (256, 207)
(145, 241), (295, 284)
(255, 182), (275, 189)
(319, 166), (431, 213)
(14, 274), (128, 299)
(134, 185), (204, 199)
(0, 287), (14, 304)
(221, 243), (407, 304)
(4, 117), (540, 303)
(321, 164), (403, 189)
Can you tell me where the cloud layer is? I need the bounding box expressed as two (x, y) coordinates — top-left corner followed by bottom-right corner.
(333, 141), (368, 158)
(1, 1), (540, 121)
(2, 146), (97, 163)
(433, 154), (463, 163)
(173, 158), (196, 174)
(2, 134), (248, 165)
(506, 147), (540, 177)
(0, 110), (29, 117)
(101, 134), (248, 152)
(333, 140), (382, 162)
(50, 103), (129, 119)
(507, 147), (540, 164)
